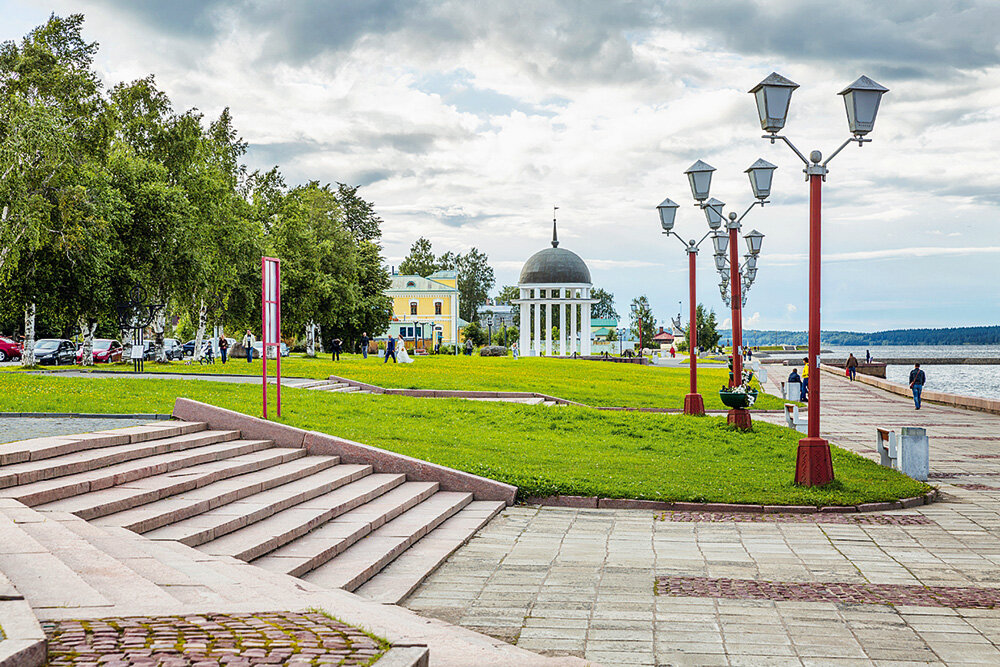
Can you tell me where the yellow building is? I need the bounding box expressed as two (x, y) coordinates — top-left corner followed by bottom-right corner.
(385, 271), (460, 347)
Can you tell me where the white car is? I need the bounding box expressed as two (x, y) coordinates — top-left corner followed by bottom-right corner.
(252, 341), (289, 358)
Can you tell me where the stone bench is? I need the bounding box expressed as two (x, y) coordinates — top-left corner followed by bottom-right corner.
(876, 426), (928, 482)
(784, 403), (807, 433)
(780, 380), (801, 402)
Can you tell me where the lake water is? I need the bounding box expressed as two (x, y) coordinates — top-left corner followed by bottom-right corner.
(823, 345), (1000, 401)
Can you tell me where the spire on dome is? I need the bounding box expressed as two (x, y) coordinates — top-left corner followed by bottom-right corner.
(552, 206), (559, 247)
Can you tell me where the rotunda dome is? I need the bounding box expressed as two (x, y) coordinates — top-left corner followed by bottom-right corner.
(518, 247), (591, 285)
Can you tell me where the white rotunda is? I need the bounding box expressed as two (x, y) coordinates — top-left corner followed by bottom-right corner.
(513, 221), (597, 356)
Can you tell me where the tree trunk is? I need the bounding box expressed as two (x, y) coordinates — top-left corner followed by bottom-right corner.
(306, 322), (316, 357)
(193, 299), (207, 360)
(152, 308), (167, 362)
(316, 325), (324, 354)
(21, 303), (36, 366)
(78, 317), (97, 366)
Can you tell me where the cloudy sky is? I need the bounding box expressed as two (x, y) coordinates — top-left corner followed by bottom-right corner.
(5, 0), (999, 332)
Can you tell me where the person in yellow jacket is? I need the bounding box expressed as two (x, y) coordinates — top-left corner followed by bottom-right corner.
(800, 357), (809, 401)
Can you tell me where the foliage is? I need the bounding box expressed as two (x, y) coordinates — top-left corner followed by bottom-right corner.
(496, 284), (520, 321)
(492, 325), (517, 346)
(462, 321), (488, 346)
(0, 373), (930, 505)
(397, 237), (436, 277)
(436, 247), (495, 322)
(629, 295), (655, 347)
(686, 303), (721, 351)
(591, 287), (618, 320)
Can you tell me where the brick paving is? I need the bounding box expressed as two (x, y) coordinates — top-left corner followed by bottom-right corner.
(658, 511), (935, 525)
(0, 416), (153, 444)
(405, 370), (1000, 665)
(43, 612), (386, 666)
(656, 575), (1000, 609)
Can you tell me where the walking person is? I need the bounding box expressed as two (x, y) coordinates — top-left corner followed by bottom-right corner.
(512, 341), (519, 359)
(464, 339), (473, 356)
(218, 334), (229, 364)
(909, 363), (926, 410)
(383, 336), (397, 364)
(243, 329), (255, 363)
(845, 353), (859, 381)
(866, 349), (871, 364)
(331, 337), (342, 361)
(360, 332), (369, 359)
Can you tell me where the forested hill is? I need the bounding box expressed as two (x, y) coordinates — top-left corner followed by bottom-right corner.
(719, 326), (1000, 346)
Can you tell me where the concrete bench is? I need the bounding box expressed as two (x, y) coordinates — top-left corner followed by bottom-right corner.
(784, 403), (807, 433)
(876, 426), (928, 482)
(780, 380), (801, 401)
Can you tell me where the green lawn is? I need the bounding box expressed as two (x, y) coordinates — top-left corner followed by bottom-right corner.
(80, 354), (788, 410)
(0, 374), (929, 506)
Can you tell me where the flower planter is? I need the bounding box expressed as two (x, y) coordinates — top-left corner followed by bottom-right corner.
(719, 389), (757, 409)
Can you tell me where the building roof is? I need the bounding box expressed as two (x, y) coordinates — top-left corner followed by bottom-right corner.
(389, 274), (457, 291)
(518, 220), (592, 285)
(653, 331), (675, 341)
(590, 318), (617, 327)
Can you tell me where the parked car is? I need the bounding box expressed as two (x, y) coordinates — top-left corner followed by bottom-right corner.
(0, 336), (22, 362)
(162, 338), (184, 361)
(35, 339), (77, 365)
(252, 341), (290, 358)
(75, 339), (124, 364)
(141, 340), (157, 361)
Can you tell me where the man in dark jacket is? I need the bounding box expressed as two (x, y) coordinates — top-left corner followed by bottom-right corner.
(360, 332), (369, 359)
(846, 353), (859, 381)
(383, 336), (397, 364)
(909, 363), (926, 409)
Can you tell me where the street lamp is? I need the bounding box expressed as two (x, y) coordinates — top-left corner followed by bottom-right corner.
(751, 71), (888, 486)
(487, 315), (494, 348)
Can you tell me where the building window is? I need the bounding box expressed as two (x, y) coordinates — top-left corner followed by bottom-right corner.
(410, 302), (418, 315)
(435, 302), (442, 315)
(406, 281), (416, 287)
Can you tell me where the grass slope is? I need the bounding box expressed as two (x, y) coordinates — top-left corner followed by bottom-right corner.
(0, 374), (928, 505)
(83, 355), (786, 410)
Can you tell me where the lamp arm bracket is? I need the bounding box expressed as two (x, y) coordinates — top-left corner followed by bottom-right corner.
(821, 136), (871, 168)
(695, 230), (713, 248)
(666, 231), (690, 249)
(764, 134), (809, 166)
(736, 200), (762, 225)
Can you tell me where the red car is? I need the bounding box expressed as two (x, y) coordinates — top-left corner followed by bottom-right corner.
(75, 339), (124, 364)
(0, 336), (22, 362)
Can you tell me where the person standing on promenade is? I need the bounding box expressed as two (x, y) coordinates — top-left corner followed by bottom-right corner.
(866, 349), (871, 363)
(846, 353), (859, 381)
(360, 332), (369, 359)
(331, 337), (342, 361)
(383, 335), (397, 364)
(800, 357), (809, 402)
(243, 329), (255, 363)
(218, 334), (229, 364)
(909, 363), (926, 410)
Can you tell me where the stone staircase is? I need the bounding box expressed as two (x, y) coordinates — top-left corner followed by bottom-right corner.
(0, 420), (505, 607)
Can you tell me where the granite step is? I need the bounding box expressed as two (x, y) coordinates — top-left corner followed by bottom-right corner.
(355, 500), (506, 604)
(93, 455), (340, 533)
(248, 480), (437, 577)
(0, 421), (208, 466)
(299, 490), (471, 592)
(0, 509), (111, 611)
(325, 385), (359, 393)
(33, 446), (301, 519)
(18, 512), (183, 610)
(0, 429), (241, 489)
(198, 474), (414, 562)
(143, 463), (371, 546)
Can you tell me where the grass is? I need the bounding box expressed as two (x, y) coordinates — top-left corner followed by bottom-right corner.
(0, 374), (929, 505)
(68, 354), (789, 410)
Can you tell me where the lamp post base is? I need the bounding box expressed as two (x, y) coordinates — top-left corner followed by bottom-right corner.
(795, 437), (834, 486)
(683, 393), (706, 416)
(727, 408), (752, 430)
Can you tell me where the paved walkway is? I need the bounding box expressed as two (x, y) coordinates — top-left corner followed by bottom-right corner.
(404, 370), (1000, 665)
(0, 417), (155, 444)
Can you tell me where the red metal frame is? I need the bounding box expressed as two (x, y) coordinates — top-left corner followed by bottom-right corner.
(683, 249), (705, 416)
(729, 227), (743, 387)
(261, 257), (282, 419)
(795, 174), (834, 485)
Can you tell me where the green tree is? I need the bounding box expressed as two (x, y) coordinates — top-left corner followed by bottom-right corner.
(462, 321), (488, 347)
(629, 295), (655, 349)
(685, 303), (720, 351)
(437, 247), (495, 322)
(591, 288), (618, 319)
(335, 182), (382, 244)
(398, 237), (436, 277)
(496, 284), (520, 321)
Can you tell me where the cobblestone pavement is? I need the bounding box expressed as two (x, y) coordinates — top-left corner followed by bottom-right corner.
(1, 417), (155, 444)
(404, 371), (1000, 665)
(43, 611), (386, 666)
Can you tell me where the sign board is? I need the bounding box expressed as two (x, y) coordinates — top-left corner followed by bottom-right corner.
(130, 344), (144, 360)
(261, 257), (281, 418)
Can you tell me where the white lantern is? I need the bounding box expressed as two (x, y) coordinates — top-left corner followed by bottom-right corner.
(748, 72), (799, 133)
(684, 160), (715, 202)
(839, 75), (889, 136)
(657, 197), (679, 232)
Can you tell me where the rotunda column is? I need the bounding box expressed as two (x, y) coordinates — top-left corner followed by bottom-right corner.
(583, 300), (592, 356)
(545, 300), (552, 356)
(558, 291), (566, 356)
(533, 296), (541, 356)
(571, 298), (578, 355)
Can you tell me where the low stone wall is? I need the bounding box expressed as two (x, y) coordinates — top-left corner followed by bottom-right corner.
(823, 361), (887, 378)
(325, 376), (587, 406)
(172, 398), (517, 504)
(819, 364), (1000, 416)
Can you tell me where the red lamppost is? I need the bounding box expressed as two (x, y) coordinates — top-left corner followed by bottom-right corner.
(750, 72), (889, 485)
(658, 160), (773, 422)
